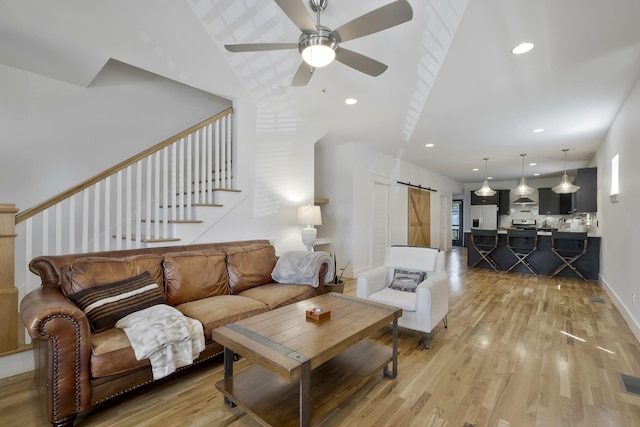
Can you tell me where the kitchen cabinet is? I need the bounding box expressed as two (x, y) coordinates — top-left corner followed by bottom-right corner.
(538, 188), (558, 215)
(539, 188), (574, 215)
(575, 167), (597, 212)
(498, 190), (511, 215)
(471, 191), (499, 205)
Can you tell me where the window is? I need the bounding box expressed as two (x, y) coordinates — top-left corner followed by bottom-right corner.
(611, 154), (619, 203)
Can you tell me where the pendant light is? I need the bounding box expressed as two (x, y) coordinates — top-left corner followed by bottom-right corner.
(474, 158), (496, 197)
(552, 148), (580, 194)
(512, 154), (534, 196)
(512, 153), (536, 205)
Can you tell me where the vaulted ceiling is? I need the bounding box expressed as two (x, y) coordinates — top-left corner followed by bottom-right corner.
(3, 0), (640, 184)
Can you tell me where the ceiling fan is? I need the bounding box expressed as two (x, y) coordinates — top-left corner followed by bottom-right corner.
(224, 0), (413, 86)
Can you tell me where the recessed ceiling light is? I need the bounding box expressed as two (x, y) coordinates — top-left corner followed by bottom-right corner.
(345, 98), (357, 105)
(512, 42), (534, 55)
(472, 168), (479, 172)
(487, 176), (493, 180)
(533, 128), (544, 133)
(533, 173), (540, 176)
(529, 162), (536, 166)
(425, 143), (434, 148)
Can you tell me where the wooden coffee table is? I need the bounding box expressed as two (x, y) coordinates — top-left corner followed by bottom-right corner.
(210, 292), (402, 427)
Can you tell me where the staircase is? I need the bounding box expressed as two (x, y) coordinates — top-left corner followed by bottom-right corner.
(2, 107), (240, 354)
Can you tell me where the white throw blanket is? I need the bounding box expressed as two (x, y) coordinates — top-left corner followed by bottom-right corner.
(115, 304), (205, 380)
(271, 251), (334, 287)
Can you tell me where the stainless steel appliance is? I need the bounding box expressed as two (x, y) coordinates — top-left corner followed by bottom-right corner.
(471, 205), (498, 230)
(511, 219), (537, 230)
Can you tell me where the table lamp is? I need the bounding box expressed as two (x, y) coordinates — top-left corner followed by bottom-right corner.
(297, 205), (322, 251)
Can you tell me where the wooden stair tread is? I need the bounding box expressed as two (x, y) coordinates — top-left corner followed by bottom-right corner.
(140, 219), (203, 224)
(113, 235), (181, 243)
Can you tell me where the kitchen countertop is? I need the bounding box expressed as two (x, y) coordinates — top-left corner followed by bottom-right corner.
(465, 229), (601, 279)
(464, 229), (601, 237)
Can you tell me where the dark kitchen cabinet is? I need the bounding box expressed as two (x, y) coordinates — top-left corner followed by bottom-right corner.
(538, 188), (559, 215)
(471, 191), (499, 205)
(575, 167), (597, 212)
(498, 190), (511, 215)
(539, 188), (574, 215)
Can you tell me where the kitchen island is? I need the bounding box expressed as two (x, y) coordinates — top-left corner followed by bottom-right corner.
(464, 230), (601, 280)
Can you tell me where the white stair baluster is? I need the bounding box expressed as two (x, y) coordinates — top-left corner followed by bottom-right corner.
(93, 182), (101, 252)
(154, 152), (160, 241)
(116, 170), (122, 250)
(206, 123), (213, 204)
(186, 134), (192, 219)
(82, 188), (89, 253)
(178, 138), (185, 221)
(136, 160), (142, 247)
(214, 120), (220, 190)
(162, 146), (170, 238)
(194, 129), (201, 205)
(104, 177), (111, 250)
(55, 203), (62, 255)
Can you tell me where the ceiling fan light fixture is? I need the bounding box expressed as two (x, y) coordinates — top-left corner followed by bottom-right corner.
(300, 30), (337, 68)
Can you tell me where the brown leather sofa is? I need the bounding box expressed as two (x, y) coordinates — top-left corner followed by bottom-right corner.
(20, 240), (328, 427)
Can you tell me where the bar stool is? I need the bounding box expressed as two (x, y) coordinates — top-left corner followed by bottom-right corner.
(506, 229), (538, 275)
(550, 231), (588, 280)
(470, 229), (500, 271)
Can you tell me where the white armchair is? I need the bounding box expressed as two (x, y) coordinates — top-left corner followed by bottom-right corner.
(356, 246), (449, 349)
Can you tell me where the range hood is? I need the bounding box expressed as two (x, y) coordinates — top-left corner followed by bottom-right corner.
(513, 196), (536, 205)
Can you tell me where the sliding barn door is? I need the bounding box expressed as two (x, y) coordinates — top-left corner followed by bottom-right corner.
(408, 187), (431, 246)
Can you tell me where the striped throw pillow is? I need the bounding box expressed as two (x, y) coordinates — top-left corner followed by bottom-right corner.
(68, 271), (164, 332)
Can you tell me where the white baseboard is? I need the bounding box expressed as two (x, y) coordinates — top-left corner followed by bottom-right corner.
(0, 350), (34, 379)
(600, 274), (640, 343)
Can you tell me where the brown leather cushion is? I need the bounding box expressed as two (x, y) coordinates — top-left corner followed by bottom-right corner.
(239, 283), (317, 310)
(91, 328), (150, 378)
(61, 254), (164, 296)
(175, 295), (269, 340)
(90, 295), (268, 378)
(163, 249), (229, 306)
(225, 244), (277, 294)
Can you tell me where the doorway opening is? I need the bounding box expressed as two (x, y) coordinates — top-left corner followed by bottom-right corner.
(452, 200), (463, 247)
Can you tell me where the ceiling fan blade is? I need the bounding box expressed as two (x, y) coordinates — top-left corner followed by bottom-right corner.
(331, 0), (413, 43)
(291, 61), (314, 86)
(274, 0), (317, 33)
(225, 43), (299, 52)
(335, 48), (388, 77)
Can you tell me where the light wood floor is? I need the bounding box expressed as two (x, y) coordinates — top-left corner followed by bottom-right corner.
(3, 247), (640, 427)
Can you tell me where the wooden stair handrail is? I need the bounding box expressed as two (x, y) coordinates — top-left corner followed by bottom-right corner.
(15, 107), (233, 225)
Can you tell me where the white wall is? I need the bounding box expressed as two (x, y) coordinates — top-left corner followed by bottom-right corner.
(596, 76), (640, 340)
(316, 142), (463, 277)
(193, 98), (325, 255)
(0, 60), (231, 211)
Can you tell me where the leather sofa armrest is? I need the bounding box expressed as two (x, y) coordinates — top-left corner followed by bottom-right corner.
(356, 266), (388, 298)
(20, 287), (92, 424)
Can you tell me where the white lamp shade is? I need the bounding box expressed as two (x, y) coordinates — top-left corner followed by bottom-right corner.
(512, 177), (535, 196)
(301, 44), (336, 67)
(474, 180), (496, 197)
(552, 174), (580, 194)
(297, 205), (322, 226)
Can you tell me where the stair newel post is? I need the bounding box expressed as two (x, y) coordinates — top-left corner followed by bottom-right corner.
(0, 203), (19, 353)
